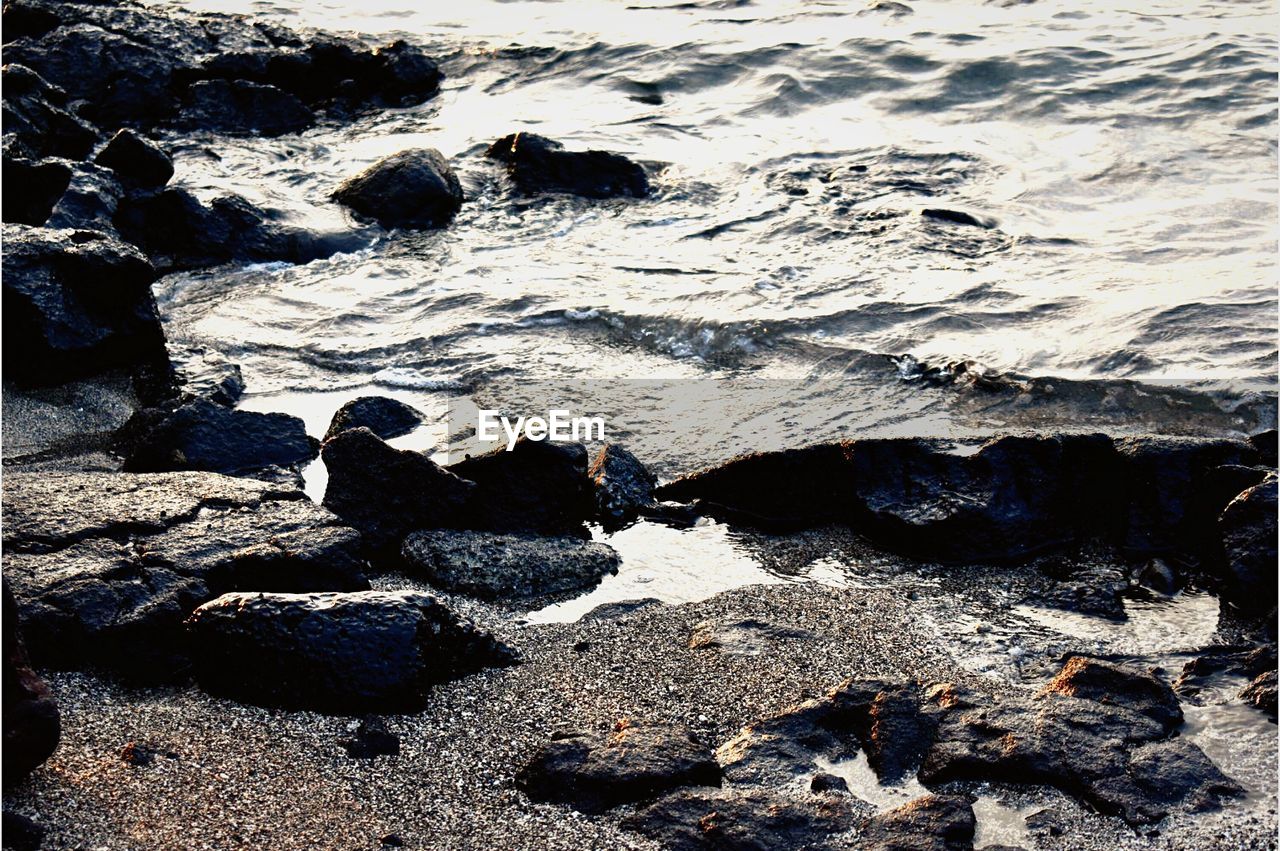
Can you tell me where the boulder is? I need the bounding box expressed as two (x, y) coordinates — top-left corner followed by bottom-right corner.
(332, 148), (462, 230)
(1, 224), (168, 386)
(448, 438), (595, 536)
(324, 395), (424, 442)
(516, 720), (720, 814)
(1240, 670), (1277, 716)
(622, 788), (854, 851)
(1, 63), (98, 160)
(1041, 656), (1182, 733)
(46, 162), (124, 232)
(1217, 475), (1277, 612)
(95, 128), (173, 189)
(1249, 429), (1277, 467)
(186, 590), (516, 712)
(402, 529), (618, 599)
(485, 133), (650, 199)
(0, 810), (46, 850)
(3, 471), (369, 680)
(179, 78), (314, 136)
(858, 795), (976, 851)
(321, 428), (475, 553)
(2, 584), (60, 786)
(1, 151), (72, 225)
(590, 444), (658, 529)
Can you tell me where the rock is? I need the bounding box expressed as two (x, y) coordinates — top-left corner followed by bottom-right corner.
(1250, 429), (1277, 467)
(687, 618), (817, 657)
(1023, 807), (1064, 837)
(3, 471), (368, 679)
(401, 529), (618, 600)
(810, 772), (849, 794)
(119, 740), (177, 766)
(332, 149), (462, 230)
(95, 128), (173, 189)
(186, 590), (516, 712)
(1136, 558), (1178, 595)
(1041, 656), (1182, 733)
(1026, 561), (1128, 620)
(1240, 670), (1277, 716)
(1217, 475), (1277, 613)
(448, 438), (595, 536)
(517, 720), (720, 814)
(485, 133), (650, 199)
(340, 717), (400, 758)
(622, 788), (854, 851)
(1101, 739), (1245, 823)
(921, 208), (992, 229)
(1, 150), (72, 226)
(581, 598), (664, 621)
(1, 810), (46, 851)
(46, 162), (124, 232)
(121, 398), (318, 477)
(324, 396), (424, 442)
(858, 795), (976, 851)
(2, 584), (60, 786)
(590, 444), (658, 529)
(1, 63), (98, 160)
(321, 428), (475, 554)
(2, 224), (168, 386)
(169, 344), (245, 407)
(1174, 644), (1276, 699)
(180, 78), (314, 136)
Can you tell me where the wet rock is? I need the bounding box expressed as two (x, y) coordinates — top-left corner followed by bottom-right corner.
(401, 529), (619, 600)
(340, 717), (400, 759)
(94, 128), (173, 189)
(121, 398), (318, 477)
(1023, 807), (1064, 837)
(1135, 558), (1178, 595)
(581, 598), (664, 621)
(3, 471), (367, 679)
(1240, 670), (1277, 716)
(448, 438), (595, 536)
(46, 162), (124, 232)
(2, 149), (73, 225)
(921, 208), (992, 229)
(687, 618), (817, 657)
(1, 63), (97, 160)
(1, 810), (46, 851)
(324, 396), (424, 442)
(1174, 643), (1275, 699)
(1042, 656), (1182, 733)
(180, 78), (314, 136)
(1217, 474), (1277, 613)
(169, 344), (245, 407)
(622, 788), (854, 851)
(517, 720), (720, 814)
(1100, 738), (1245, 823)
(2, 584), (60, 786)
(332, 148), (462, 230)
(810, 772), (849, 794)
(486, 132), (650, 199)
(321, 428), (475, 554)
(858, 794), (975, 851)
(1249, 429), (1277, 467)
(2, 224), (168, 386)
(186, 590), (517, 712)
(590, 444), (658, 529)
(1027, 560), (1128, 620)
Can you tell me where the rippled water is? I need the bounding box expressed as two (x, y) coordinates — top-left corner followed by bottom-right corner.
(151, 0), (1276, 457)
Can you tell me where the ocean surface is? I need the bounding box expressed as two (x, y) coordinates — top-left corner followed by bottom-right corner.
(151, 0), (1278, 473)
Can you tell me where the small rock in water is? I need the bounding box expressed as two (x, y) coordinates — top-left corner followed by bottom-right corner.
(486, 132), (650, 199)
(325, 395), (425, 442)
(920, 208), (993, 229)
(590, 444), (658, 529)
(179, 78), (314, 136)
(810, 772), (849, 794)
(332, 148), (463, 230)
(1240, 670), (1277, 717)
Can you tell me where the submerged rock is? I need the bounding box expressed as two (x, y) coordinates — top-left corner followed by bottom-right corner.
(622, 788), (854, 851)
(486, 132), (650, 199)
(324, 395), (424, 442)
(401, 529), (619, 600)
(169, 344), (245, 407)
(590, 444), (658, 529)
(186, 590), (516, 712)
(94, 128), (173, 189)
(332, 149), (462, 230)
(179, 78), (314, 136)
(517, 720), (720, 814)
(2, 584), (60, 786)
(1217, 474), (1277, 613)
(921, 208), (993, 229)
(448, 438), (595, 536)
(859, 794), (975, 851)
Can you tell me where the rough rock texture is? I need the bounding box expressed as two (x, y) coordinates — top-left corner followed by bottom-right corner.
(622, 788), (853, 851)
(321, 428), (475, 554)
(94, 128), (173, 189)
(179, 78), (314, 136)
(324, 395), (424, 442)
(45, 161), (123, 231)
(448, 438), (595, 536)
(2, 224), (168, 386)
(589, 443), (658, 529)
(485, 133), (650, 199)
(1240, 670), (1277, 716)
(1217, 474), (1277, 613)
(2, 149), (73, 225)
(169, 344), (245, 407)
(332, 148), (463, 230)
(516, 720), (720, 814)
(2, 584), (60, 786)
(185, 590), (517, 712)
(1, 62), (96, 160)
(401, 529), (619, 600)
(858, 794), (976, 851)
(121, 398), (318, 477)
(1042, 656), (1183, 733)
(2, 471), (369, 679)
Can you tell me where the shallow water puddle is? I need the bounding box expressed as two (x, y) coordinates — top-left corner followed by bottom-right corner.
(1013, 589), (1220, 656)
(1183, 696), (1279, 806)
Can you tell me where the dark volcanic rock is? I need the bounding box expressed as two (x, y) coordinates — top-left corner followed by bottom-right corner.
(1, 810), (46, 850)
(321, 428), (475, 554)
(3, 471), (368, 679)
(180, 78), (314, 136)
(324, 395), (424, 442)
(1240, 670), (1277, 716)
(186, 590), (516, 712)
(517, 720), (720, 814)
(486, 132), (650, 199)
(2, 584), (60, 786)
(2, 224), (168, 386)
(590, 444), (658, 529)
(810, 772), (849, 794)
(622, 788), (854, 851)
(1043, 656), (1182, 733)
(46, 162), (124, 232)
(340, 717), (400, 759)
(448, 438), (595, 536)
(921, 207), (992, 229)
(170, 344), (245, 407)
(95, 128), (173, 189)
(402, 529), (619, 600)
(1, 63), (97, 160)
(122, 398), (318, 476)
(332, 149), (462, 230)
(1026, 560), (1129, 620)
(858, 794), (976, 851)
(1217, 475), (1277, 613)
(1, 151), (72, 225)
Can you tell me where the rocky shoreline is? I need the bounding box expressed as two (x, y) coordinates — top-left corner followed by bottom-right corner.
(2, 1), (1277, 850)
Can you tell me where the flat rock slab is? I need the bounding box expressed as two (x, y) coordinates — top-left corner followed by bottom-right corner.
(622, 788), (856, 851)
(2, 471), (369, 679)
(687, 618), (818, 656)
(401, 529), (619, 600)
(859, 794), (976, 851)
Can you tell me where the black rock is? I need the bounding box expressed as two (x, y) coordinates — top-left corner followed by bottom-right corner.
(810, 772), (849, 794)
(2, 583), (60, 786)
(1218, 475), (1277, 613)
(858, 794), (976, 851)
(46, 162), (124, 232)
(120, 740), (178, 766)
(169, 345), (245, 407)
(1, 810), (46, 851)
(921, 208), (992, 229)
(122, 398), (318, 477)
(1249, 429), (1277, 467)
(332, 149), (462, 230)
(1027, 560), (1129, 620)
(180, 78), (314, 136)
(2, 224), (168, 386)
(1, 63), (98, 160)
(321, 428), (475, 554)
(95, 128), (173, 189)
(1043, 656), (1182, 733)
(340, 717), (400, 759)
(486, 133), (650, 199)
(622, 788), (854, 851)
(448, 438), (595, 536)
(1, 150), (73, 226)
(516, 720), (721, 814)
(590, 444), (658, 529)
(1240, 670), (1277, 717)
(186, 590), (516, 712)
(324, 396), (424, 442)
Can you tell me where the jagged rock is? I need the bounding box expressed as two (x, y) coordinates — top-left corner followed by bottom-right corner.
(321, 428), (475, 553)
(622, 788), (854, 851)
(590, 444), (658, 529)
(401, 529), (618, 600)
(179, 78), (314, 136)
(1, 63), (97, 160)
(46, 162), (124, 232)
(2, 584), (60, 786)
(1, 150), (72, 226)
(1042, 656), (1182, 733)
(486, 133), (650, 199)
(186, 590), (516, 712)
(1218, 475), (1277, 613)
(121, 398), (318, 477)
(332, 148), (462, 230)
(858, 795), (975, 851)
(169, 344), (245, 407)
(1240, 670), (1277, 716)
(810, 772), (849, 794)
(324, 396), (424, 442)
(1175, 644), (1276, 699)
(448, 438), (595, 536)
(2, 224), (168, 386)
(687, 618), (817, 657)
(95, 128), (173, 188)
(3, 471), (368, 679)
(340, 717), (400, 758)
(517, 720), (720, 814)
